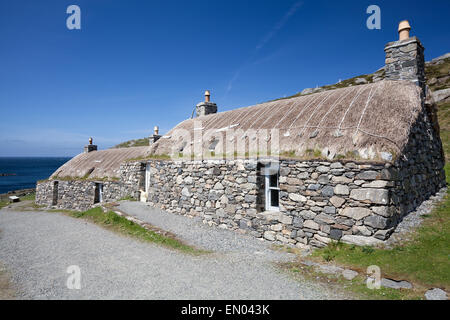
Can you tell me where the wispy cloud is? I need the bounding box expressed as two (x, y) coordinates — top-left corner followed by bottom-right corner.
(224, 1), (303, 98)
(255, 1), (303, 51)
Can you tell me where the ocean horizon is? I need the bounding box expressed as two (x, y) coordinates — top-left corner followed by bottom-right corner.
(0, 157), (71, 194)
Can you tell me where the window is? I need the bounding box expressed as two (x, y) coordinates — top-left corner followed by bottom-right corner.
(262, 163), (280, 211)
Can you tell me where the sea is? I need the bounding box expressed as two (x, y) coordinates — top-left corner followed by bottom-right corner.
(0, 157), (71, 194)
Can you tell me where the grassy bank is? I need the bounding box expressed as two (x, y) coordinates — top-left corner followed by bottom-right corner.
(0, 192), (36, 210)
(63, 207), (205, 255)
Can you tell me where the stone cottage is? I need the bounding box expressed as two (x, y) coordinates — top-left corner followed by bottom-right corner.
(36, 21), (446, 248)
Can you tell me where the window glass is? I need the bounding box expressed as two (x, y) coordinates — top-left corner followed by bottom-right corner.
(269, 174), (278, 188)
(270, 189), (279, 207)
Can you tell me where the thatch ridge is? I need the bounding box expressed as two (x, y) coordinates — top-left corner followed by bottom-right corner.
(50, 146), (151, 180)
(151, 80), (423, 160)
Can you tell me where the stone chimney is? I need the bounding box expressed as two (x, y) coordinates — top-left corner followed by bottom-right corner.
(84, 137), (97, 153)
(149, 126), (162, 145)
(196, 90), (217, 117)
(384, 20), (426, 92)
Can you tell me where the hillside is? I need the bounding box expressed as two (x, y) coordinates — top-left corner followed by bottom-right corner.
(277, 53), (450, 103)
(114, 138), (149, 149)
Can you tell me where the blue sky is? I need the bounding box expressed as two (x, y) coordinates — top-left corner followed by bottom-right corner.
(1, 0), (449, 156)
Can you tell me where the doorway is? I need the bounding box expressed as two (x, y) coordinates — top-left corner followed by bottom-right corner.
(52, 181), (59, 205)
(94, 183), (103, 204)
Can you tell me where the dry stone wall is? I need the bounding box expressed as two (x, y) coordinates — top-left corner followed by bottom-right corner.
(36, 161), (145, 211)
(144, 144), (444, 248)
(144, 158), (413, 248)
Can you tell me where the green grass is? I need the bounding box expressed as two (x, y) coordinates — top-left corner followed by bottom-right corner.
(118, 195), (137, 201)
(20, 192), (35, 201)
(284, 261), (423, 300)
(66, 207), (205, 255)
(311, 191), (450, 290)
(0, 200), (8, 210)
(114, 138), (149, 149)
(0, 192), (35, 210)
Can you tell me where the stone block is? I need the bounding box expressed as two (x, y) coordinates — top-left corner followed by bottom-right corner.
(364, 215), (388, 229)
(340, 207), (372, 220)
(350, 188), (389, 205)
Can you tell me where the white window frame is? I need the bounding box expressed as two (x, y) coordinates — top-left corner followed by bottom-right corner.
(145, 162), (151, 193)
(99, 183), (103, 203)
(265, 173), (280, 212)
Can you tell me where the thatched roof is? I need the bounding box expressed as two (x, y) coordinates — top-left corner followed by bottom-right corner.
(49, 80), (424, 181)
(50, 146), (151, 180)
(150, 80), (423, 160)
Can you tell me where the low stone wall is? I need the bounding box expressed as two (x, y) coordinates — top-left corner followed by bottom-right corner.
(145, 158), (422, 248)
(146, 159), (260, 224)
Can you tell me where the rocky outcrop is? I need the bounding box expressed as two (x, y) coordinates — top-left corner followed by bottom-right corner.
(432, 88), (450, 104)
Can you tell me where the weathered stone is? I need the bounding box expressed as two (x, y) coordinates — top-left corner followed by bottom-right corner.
(330, 229), (343, 240)
(330, 196), (345, 208)
(308, 184), (321, 191)
(289, 193), (307, 202)
(244, 194), (256, 203)
(425, 288), (448, 300)
(341, 207), (372, 220)
(304, 220), (319, 230)
(299, 210), (316, 220)
(314, 214), (335, 225)
(362, 180), (391, 188)
(279, 214), (293, 225)
(317, 166), (330, 173)
(330, 162), (343, 169)
(181, 187), (191, 197)
(342, 269), (358, 280)
(324, 206), (336, 214)
(321, 186), (334, 197)
(350, 188), (389, 205)
(271, 223), (283, 231)
(313, 234), (332, 244)
(213, 182), (224, 190)
(341, 235), (383, 246)
(364, 215), (388, 229)
(332, 176), (352, 184)
(318, 175), (329, 184)
(263, 231), (276, 241)
(371, 206), (393, 217)
(356, 171), (380, 180)
(353, 225), (372, 236)
(381, 278), (412, 290)
(298, 172), (309, 179)
(334, 184), (349, 195)
(374, 228), (393, 240)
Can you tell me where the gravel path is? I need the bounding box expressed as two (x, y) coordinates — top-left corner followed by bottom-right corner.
(118, 202), (292, 260)
(0, 205), (347, 300)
